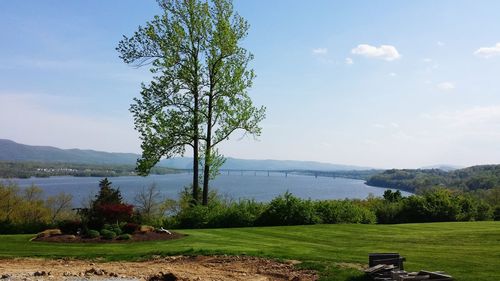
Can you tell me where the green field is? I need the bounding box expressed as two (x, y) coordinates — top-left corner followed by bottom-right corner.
(0, 222), (499, 281)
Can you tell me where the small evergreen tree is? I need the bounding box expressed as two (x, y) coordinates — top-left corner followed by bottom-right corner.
(80, 178), (133, 230)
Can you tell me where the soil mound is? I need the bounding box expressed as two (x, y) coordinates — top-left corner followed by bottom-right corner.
(0, 256), (318, 280)
(32, 231), (185, 243)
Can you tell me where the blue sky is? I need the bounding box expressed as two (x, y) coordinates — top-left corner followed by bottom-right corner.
(1, 0), (500, 168)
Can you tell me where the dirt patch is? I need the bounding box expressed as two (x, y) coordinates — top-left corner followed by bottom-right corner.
(32, 232), (186, 243)
(0, 256), (318, 280)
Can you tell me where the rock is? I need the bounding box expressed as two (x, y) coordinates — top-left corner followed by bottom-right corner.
(33, 271), (47, 276)
(148, 272), (179, 281)
(85, 267), (106, 276)
(35, 229), (62, 238)
(1, 274), (11, 279)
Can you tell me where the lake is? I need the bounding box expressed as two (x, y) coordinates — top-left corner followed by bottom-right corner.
(6, 173), (410, 207)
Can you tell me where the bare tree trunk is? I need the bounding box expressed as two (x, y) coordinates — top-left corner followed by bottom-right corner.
(192, 91), (200, 204)
(202, 94), (213, 206)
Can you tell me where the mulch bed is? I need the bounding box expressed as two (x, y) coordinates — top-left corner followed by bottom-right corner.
(32, 231), (186, 243)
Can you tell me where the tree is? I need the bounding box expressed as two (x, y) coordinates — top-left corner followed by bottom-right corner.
(117, 0), (265, 205)
(18, 185), (49, 225)
(0, 181), (21, 222)
(93, 178), (122, 207)
(117, 0), (210, 203)
(134, 184), (163, 222)
(200, 0), (265, 205)
(45, 192), (73, 224)
(82, 178), (133, 228)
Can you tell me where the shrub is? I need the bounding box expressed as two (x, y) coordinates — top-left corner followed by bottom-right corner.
(210, 200), (265, 228)
(0, 220), (53, 234)
(103, 223), (122, 235)
(117, 233), (132, 240)
(257, 192), (320, 226)
(122, 222), (139, 234)
(176, 205), (211, 228)
(97, 204), (134, 224)
(100, 229), (116, 240)
(87, 229), (100, 238)
(58, 220), (82, 235)
(494, 206), (500, 221)
(476, 201), (493, 221)
(455, 195), (478, 221)
(315, 200), (376, 224)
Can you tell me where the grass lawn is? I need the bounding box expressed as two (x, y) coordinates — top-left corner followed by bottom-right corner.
(0, 221), (499, 281)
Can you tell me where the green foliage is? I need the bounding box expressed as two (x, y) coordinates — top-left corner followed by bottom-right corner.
(257, 192), (320, 226)
(103, 224), (122, 236)
(80, 179), (133, 230)
(117, 0), (265, 205)
(383, 190), (402, 202)
(367, 165), (500, 192)
(211, 200), (266, 227)
(100, 229), (117, 240)
(494, 206), (500, 221)
(86, 229), (100, 238)
(374, 188), (492, 223)
(315, 200), (376, 224)
(0, 181), (75, 234)
(94, 178), (122, 206)
(176, 205), (211, 229)
(117, 233), (132, 240)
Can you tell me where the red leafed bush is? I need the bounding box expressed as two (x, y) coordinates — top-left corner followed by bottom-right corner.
(97, 203), (134, 223)
(122, 222), (139, 234)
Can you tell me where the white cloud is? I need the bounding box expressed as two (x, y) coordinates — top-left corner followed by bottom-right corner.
(423, 58), (433, 63)
(437, 82), (455, 91)
(312, 48), (328, 55)
(345, 57), (353, 65)
(437, 41), (445, 47)
(474, 43), (500, 58)
(351, 44), (401, 61)
(389, 72), (397, 77)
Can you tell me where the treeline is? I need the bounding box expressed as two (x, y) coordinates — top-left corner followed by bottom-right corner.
(162, 188), (498, 229)
(0, 181), (75, 233)
(366, 165), (500, 193)
(2, 179), (499, 234)
(0, 161), (178, 178)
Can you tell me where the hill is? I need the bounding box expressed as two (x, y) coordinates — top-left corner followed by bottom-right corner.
(366, 165), (500, 192)
(160, 157), (372, 171)
(0, 139), (138, 165)
(0, 139), (371, 171)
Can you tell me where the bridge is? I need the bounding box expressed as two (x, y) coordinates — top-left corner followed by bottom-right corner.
(175, 169), (364, 179)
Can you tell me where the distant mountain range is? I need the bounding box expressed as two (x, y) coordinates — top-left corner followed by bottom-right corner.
(0, 139), (371, 171)
(160, 157), (372, 171)
(0, 139), (138, 165)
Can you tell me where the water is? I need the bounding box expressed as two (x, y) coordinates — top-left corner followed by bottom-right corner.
(5, 173), (410, 207)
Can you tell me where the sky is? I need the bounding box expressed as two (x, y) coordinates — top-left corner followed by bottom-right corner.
(1, 0), (500, 169)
